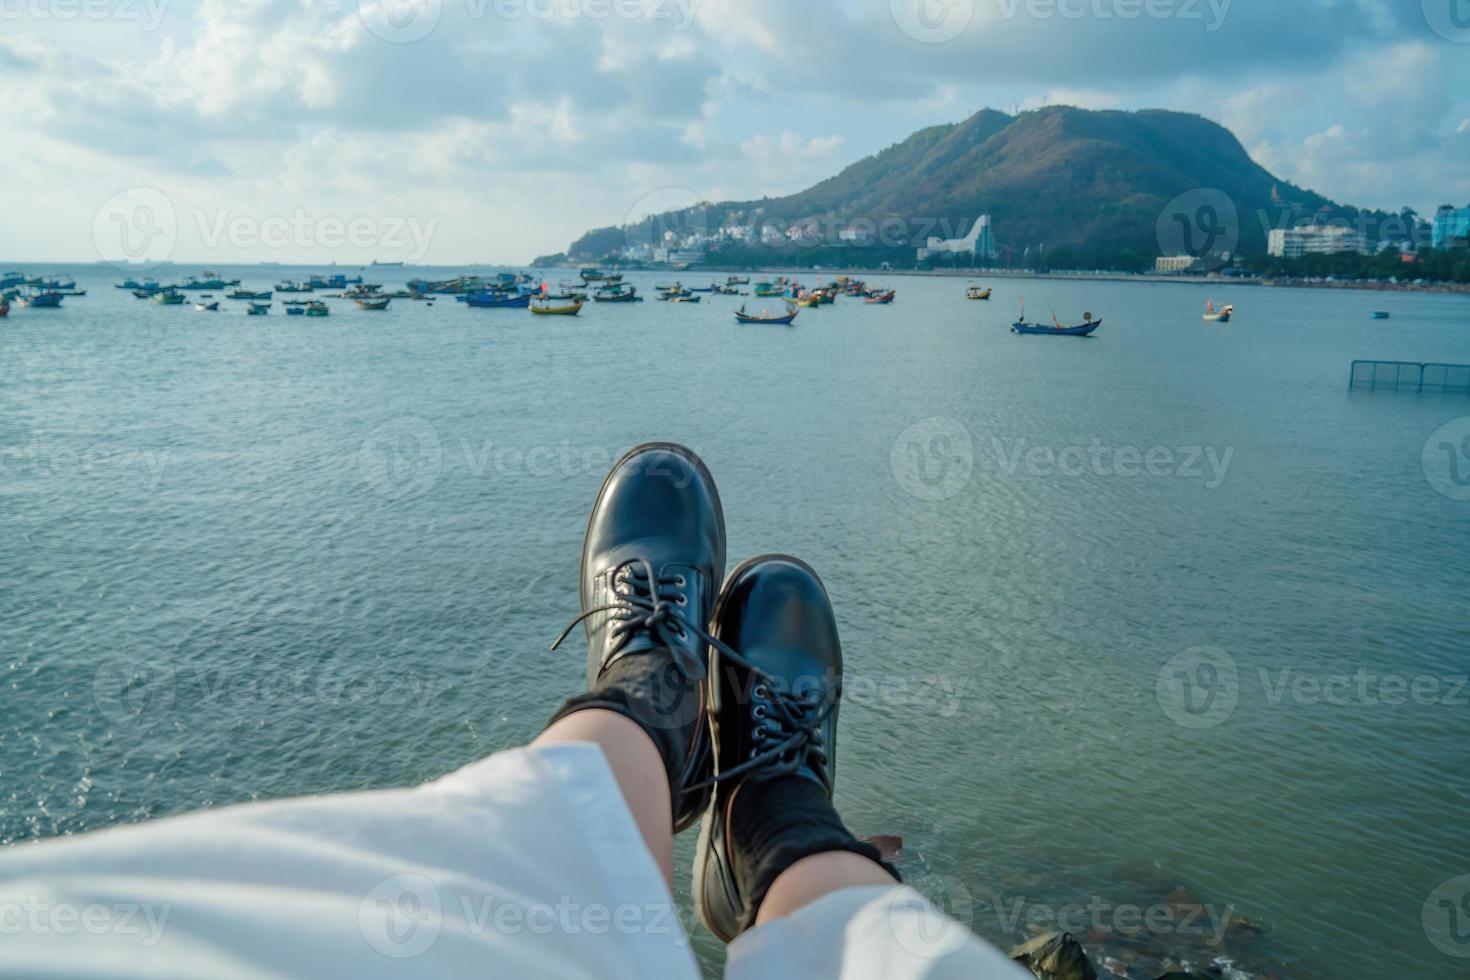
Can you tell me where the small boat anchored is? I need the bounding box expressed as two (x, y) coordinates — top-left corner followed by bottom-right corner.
(735, 304), (798, 325)
(967, 286), (993, 301)
(1203, 300), (1233, 323)
(1013, 303), (1101, 337)
(356, 297), (391, 311)
(530, 298), (584, 316)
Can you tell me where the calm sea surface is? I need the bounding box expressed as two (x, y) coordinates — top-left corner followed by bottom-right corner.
(3, 264), (1468, 977)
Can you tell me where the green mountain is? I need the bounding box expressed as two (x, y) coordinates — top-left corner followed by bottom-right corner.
(557, 106), (1371, 270)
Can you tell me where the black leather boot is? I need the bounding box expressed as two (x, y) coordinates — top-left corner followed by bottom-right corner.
(693, 555), (897, 941)
(548, 442), (725, 833)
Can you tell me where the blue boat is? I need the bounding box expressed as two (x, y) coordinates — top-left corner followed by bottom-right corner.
(465, 291), (531, 309)
(735, 305), (798, 325)
(17, 289), (64, 308)
(286, 305), (306, 316)
(1371, 311), (1391, 320)
(1012, 316), (1101, 337)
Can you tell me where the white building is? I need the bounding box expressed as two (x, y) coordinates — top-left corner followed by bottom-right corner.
(1154, 255), (1198, 273)
(1267, 225), (1369, 258)
(917, 215), (997, 262)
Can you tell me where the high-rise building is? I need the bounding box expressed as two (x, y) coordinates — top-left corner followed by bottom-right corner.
(1267, 224), (1369, 258)
(917, 215), (997, 262)
(1432, 205), (1470, 248)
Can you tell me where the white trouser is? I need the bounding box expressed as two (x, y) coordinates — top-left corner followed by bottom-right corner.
(0, 744), (1028, 979)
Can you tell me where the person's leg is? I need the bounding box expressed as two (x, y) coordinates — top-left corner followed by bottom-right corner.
(540, 442), (728, 883)
(535, 709), (673, 886)
(754, 849), (897, 926)
(694, 556), (900, 942)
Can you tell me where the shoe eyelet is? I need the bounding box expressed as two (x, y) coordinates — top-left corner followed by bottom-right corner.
(754, 683), (768, 699)
(753, 706), (766, 719)
(675, 575), (687, 587)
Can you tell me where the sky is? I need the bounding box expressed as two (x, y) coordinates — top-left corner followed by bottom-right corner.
(2, 0), (1468, 265)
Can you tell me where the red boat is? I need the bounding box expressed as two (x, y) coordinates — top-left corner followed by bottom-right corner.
(865, 290), (896, 304)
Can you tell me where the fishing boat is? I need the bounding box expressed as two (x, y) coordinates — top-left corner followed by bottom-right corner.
(795, 293), (822, 308)
(286, 305), (305, 316)
(864, 290), (896, 305)
(967, 286), (993, 301)
(182, 273), (240, 290)
(356, 297), (391, 311)
(593, 285), (641, 303)
(465, 291), (531, 309)
(229, 289), (272, 301)
(530, 298), (584, 316)
(670, 295), (702, 304)
(305, 302), (330, 317)
(1013, 313), (1101, 337)
(735, 304), (798, 326)
(150, 289), (185, 306)
(194, 301), (220, 312)
(581, 268), (625, 283)
(818, 289), (836, 305)
(1371, 311), (1391, 320)
(753, 282), (783, 297)
(727, 276), (750, 285)
(247, 302), (271, 316)
(276, 281), (313, 293)
(1203, 300), (1232, 322)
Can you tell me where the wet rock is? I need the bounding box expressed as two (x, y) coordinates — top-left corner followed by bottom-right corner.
(864, 835), (903, 862)
(1010, 931), (1098, 980)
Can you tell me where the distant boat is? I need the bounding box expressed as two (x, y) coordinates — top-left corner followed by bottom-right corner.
(753, 282), (783, 297)
(671, 295), (702, 304)
(247, 302), (271, 316)
(230, 289), (272, 301)
(194, 301), (220, 311)
(356, 297), (391, 311)
(530, 298), (583, 316)
(1371, 311), (1391, 320)
(305, 302), (330, 317)
(864, 290), (896, 305)
(1203, 300), (1233, 322)
(150, 289), (185, 306)
(580, 268), (623, 283)
(727, 276), (750, 285)
(372, 260), (405, 267)
(967, 286), (993, 300)
(182, 273), (240, 290)
(1013, 314), (1101, 336)
(276, 281), (313, 293)
(592, 285), (641, 303)
(465, 291), (531, 309)
(735, 304), (797, 325)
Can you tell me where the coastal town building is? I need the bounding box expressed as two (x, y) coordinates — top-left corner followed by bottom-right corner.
(917, 215), (997, 262)
(1267, 224), (1370, 258)
(1432, 204), (1470, 249)
(1154, 255), (1199, 273)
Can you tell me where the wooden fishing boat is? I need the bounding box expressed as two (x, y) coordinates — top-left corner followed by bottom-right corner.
(229, 289), (272, 301)
(465, 291), (531, 309)
(18, 290), (65, 308)
(194, 301), (220, 311)
(735, 305), (798, 325)
(753, 282), (783, 297)
(356, 297), (391, 311)
(150, 289), (184, 306)
(593, 285), (641, 303)
(305, 302), (330, 317)
(864, 290), (896, 304)
(286, 305), (306, 316)
(727, 276), (750, 285)
(795, 294), (821, 307)
(530, 299), (583, 316)
(247, 302), (271, 316)
(967, 286), (992, 300)
(670, 295), (702, 304)
(1012, 316), (1101, 336)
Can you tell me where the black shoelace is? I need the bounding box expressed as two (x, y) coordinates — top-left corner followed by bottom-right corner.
(551, 557), (833, 790)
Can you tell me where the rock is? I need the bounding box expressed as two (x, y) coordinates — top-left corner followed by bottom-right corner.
(864, 835), (903, 862)
(1009, 931), (1098, 980)
(1102, 956), (1130, 977)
